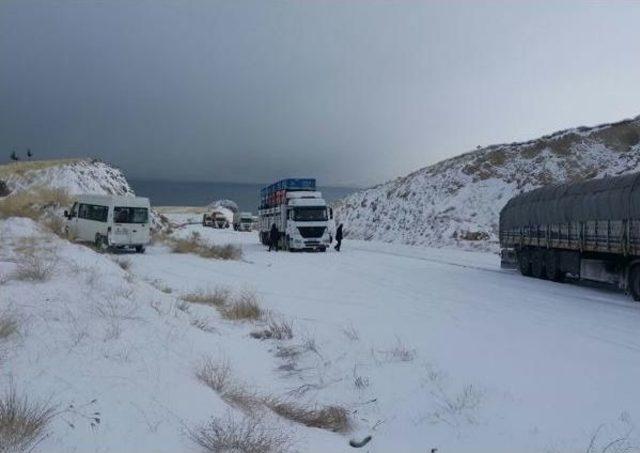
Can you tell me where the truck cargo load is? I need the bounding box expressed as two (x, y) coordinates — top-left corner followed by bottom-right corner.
(499, 172), (640, 300)
(258, 178), (332, 252)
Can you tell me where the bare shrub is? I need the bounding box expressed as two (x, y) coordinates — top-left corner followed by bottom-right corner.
(96, 296), (137, 319)
(0, 385), (56, 452)
(584, 415), (638, 453)
(114, 258), (131, 271)
(264, 398), (351, 433)
(182, 286), (230, 308)
(421, 365), (483, 428)
(168, 232), (242, 260)
(189, 413), (291, 453)
(251, 313), (293, 340)
(221, 291), (263, 321)
(196, 358), (231, 393)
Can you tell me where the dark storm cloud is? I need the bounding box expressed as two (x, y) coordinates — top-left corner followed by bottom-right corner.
(2, 1), (640, 186)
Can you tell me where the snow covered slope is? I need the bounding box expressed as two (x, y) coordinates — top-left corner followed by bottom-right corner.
(0, 158), (133, 196)
(335, 116), (640, 251)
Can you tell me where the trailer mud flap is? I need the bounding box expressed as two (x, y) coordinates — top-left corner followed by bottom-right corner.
(500, 249), (517, 269)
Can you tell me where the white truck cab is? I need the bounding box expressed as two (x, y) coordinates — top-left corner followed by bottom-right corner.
(259, 179), (331, 252)
(283, 192), (331, 251)
(64, 194), (151, 252)
(233, 212), (254, 231)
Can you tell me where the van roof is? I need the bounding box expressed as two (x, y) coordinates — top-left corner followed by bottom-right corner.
(71, 194), (150, 208)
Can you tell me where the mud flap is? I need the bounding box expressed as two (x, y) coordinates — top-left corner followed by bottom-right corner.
(500, 249), (517, 269)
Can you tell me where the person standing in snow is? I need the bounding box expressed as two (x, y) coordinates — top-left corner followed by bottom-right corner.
(335, 223), (343, 251)
(269, 223), (279, 252)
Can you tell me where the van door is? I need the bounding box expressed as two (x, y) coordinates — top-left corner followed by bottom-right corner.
(67, 202), (79, 238)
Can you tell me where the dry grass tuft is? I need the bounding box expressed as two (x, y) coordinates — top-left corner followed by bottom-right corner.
(0, 386), (56, 452)
(190, 318), (217, 333)
(381, 337), (416, 363)
(195, 357), (351, 433)
(168, 232), (242, 260)
(251, 313), (293, 340)
(182, 286), (230, 308)
(0, 187), (70, 220)
(221, 290), (263, 321)
(12, 240), (57, 282)
(184, 288), (263, 322)
(114, 258), (131, 271)
(189, 413), (291, 453)
(264, 399), (351, 433)
(195, 358), (259, 412)
(0, 315), (19, 340)
(148, 279), (173, 294)
(40, 213), (67, 238)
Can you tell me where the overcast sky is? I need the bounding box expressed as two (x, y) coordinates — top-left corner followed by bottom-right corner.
(1, 1), (640, 186)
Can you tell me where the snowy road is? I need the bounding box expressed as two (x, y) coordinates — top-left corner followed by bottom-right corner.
(127, 221), (640, 452)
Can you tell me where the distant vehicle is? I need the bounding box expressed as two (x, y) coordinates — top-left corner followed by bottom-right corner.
(499, 172), (640, 300)
(233, 212), (254, 231)
(203, 209), (229, 229)
(258, 178), (332, 252)
(64, 194), (150, 252)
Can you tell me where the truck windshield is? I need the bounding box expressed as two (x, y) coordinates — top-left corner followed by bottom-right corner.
(114, 207), (149, 224)
(293, 207), (327, 221)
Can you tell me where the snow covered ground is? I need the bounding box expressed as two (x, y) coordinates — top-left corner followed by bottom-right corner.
(3, 213), (640, 452)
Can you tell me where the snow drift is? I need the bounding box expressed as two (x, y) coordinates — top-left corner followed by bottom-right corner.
(335, 115), (640, 251)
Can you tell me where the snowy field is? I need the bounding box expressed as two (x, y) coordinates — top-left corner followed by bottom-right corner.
(3, 214), (640, 452)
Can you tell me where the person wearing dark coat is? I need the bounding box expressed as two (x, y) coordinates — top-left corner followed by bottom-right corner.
(269, 223), (279, 251)
(335, 223), (343, 251)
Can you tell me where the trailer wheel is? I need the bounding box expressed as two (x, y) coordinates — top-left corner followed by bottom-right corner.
(544, 250), (563, 282)
(531, 249), (546, 279)
(517, 249), (532, 276)
(629, 265), (640, 302)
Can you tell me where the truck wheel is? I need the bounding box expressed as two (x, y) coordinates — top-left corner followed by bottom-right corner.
(517, 249), (532, 276)
(531, 249), (545, 279)
(545, 250), (563, 282)
(95, 234), (109, 252)
(629, 265), (640, 301)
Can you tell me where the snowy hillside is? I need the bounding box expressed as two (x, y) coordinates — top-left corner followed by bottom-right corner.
(0, 158), (133, 197)
(335, 116), (640, 251)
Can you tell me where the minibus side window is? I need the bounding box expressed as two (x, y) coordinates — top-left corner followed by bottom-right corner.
(78, 204), (89, 219)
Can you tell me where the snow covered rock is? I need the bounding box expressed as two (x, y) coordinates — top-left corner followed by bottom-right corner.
(0, 158), (132, 196)
(335, 115), (640, 251)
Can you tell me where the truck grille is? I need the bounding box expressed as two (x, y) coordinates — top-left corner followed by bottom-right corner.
(298, 227), (326, 238)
